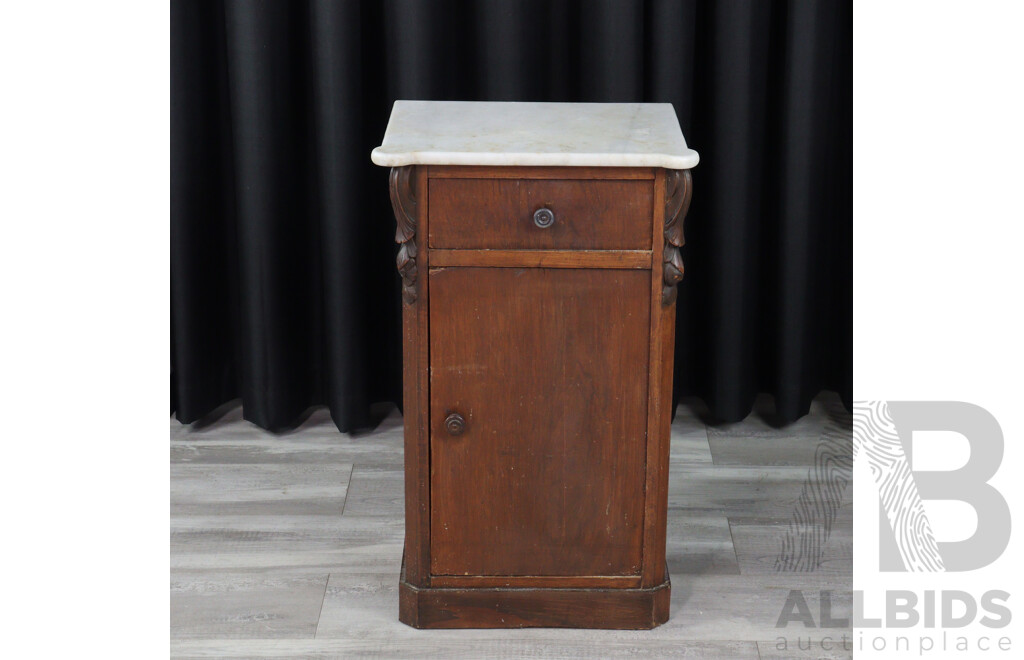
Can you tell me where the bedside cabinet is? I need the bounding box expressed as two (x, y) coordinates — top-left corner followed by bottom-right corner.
(371, 101), (698, 629)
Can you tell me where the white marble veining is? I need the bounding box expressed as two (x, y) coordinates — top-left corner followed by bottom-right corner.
(371, 101), (699, 169)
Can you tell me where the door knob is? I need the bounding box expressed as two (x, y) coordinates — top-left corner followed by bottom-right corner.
(533, 207), (555, 228)
(444, 412), (466, 436)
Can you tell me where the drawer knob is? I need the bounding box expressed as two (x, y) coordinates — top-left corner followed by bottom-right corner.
(444, 412), (466, 436)
(533, 207), (555, 228)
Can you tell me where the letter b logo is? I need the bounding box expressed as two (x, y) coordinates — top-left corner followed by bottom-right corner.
(854, 401), (1010, 572)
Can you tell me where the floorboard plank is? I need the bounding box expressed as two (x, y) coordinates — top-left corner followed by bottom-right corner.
(670, 402), (714, 464)
(170, 464), (354, 516)
(170, 572), (329, 640)
(172, 638), (759, 659)
(667, 574), (851, 642)
(666, 514), (740, 575)
(170, 439), (400, 468)
(669, 463), (814, 519)
(171, 515), (403, 573)
(758, 638), (853, 659)
(730, 517), (852, 576)
(340, 467), (404, 518)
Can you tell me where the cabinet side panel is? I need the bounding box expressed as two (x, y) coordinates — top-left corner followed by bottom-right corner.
(642, 168), (672, 586)
(398, 166), (430, 586)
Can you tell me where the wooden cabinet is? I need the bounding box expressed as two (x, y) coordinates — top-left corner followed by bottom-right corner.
(373, 102), (697, 629)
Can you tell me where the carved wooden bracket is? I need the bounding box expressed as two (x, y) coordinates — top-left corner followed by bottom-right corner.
(662, 169), (693, 305)
(389, 166), (419, 304)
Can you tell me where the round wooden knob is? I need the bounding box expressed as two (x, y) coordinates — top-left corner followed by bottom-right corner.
(444, 412), (466, 436)
(533, 207), (555, 228)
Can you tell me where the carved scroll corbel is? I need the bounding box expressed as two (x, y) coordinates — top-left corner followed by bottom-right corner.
(662, 169), (693, 305)
(389, 166), (419, 304)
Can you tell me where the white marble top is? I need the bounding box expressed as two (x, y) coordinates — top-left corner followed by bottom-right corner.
(371, 101), (698, 169)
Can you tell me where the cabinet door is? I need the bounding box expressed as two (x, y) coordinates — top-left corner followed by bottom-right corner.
(429, 267), (650, 577)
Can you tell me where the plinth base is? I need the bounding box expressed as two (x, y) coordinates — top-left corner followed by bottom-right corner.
(398, 558), (671, 629)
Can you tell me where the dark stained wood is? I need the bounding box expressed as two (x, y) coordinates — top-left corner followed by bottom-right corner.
(428, 267), (649, 578)
(661, 169), (693, 305)
(400, 561), (670, 629)
(392, 166), (431, 587)
(642, 169), (690, 584)
(428, 177), (653, 250)
(642, 168), (673, 586)
(411, 165), (432, 585)
(427, 177), (517, 248)
(648, 305), (675, 580)
(428, 165), (655, 180)
(429, 575), (641, 589)
(388, 164), (692, 628)
(430, 249), (651, 269)
(389, 166), (419, 304)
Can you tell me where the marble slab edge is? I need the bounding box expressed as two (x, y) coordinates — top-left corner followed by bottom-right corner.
(370, 149), (700, 169)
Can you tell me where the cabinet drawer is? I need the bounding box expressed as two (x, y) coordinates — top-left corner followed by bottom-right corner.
(428, 178), (653, 250)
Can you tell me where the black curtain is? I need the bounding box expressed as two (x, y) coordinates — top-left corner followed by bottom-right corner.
(171, 0), (852, 432)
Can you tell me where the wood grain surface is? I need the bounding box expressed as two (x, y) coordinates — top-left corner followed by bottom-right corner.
(428, 177), (653, 250)
(429, 248), (651, 269)
(428, 266), (650, 579)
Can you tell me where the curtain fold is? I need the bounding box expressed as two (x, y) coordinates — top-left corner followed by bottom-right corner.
(171, 0), (852, 432)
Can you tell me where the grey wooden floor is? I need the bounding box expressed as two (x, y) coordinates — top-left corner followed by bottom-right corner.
(171, 393), (852, 659)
